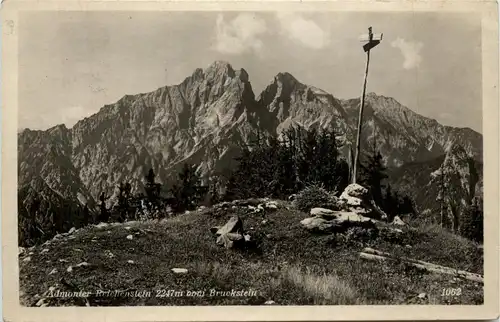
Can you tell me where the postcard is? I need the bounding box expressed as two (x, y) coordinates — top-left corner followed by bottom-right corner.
(2, 0), (499, 320)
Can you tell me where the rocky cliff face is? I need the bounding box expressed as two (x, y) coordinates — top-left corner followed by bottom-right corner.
(18, 61), (483, 217)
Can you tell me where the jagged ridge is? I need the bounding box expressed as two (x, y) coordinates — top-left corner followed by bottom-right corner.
(18, 61), (483, 221)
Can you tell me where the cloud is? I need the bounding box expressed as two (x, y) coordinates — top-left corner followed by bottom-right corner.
(276, 12), (330, 49)
(214, 13), (267, 55)
(391, 38), (423, 70)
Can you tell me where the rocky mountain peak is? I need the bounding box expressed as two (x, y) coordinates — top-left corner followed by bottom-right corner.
(203, 61), (236, 81)
(274, 72), (301, 86)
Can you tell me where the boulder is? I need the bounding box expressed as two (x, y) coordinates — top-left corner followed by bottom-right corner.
(300, 217), (335, 232)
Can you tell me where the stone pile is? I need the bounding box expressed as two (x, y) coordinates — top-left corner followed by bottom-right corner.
(338, 183), (388, 220)
(300, 183), (388, 233)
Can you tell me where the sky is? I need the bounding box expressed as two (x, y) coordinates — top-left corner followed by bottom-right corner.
(18, 11), (482, 132)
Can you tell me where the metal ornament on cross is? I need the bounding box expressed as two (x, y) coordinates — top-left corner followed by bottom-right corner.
(352, 26), (383, 184)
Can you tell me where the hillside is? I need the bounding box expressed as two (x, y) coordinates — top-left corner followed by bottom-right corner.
(19, 200), (483, 306)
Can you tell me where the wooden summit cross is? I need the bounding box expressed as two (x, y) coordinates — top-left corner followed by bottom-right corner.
(352, 27), (383, 184)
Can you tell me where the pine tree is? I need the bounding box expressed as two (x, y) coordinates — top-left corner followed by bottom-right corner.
(145, 168), (160, 201)
(360, 149), (387, 206)
(82, 204), (91, 226)
(99, 192), (109, 223)
(117, 182), (132, 222)
(170, 163), (206, 212)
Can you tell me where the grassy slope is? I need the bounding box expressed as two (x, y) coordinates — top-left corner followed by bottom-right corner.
(19, 201), (483, 306)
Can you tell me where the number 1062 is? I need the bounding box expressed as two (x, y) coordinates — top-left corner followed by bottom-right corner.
(441, 288), (462, 296)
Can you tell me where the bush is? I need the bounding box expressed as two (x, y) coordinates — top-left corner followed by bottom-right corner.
(293, 184), (338, 213)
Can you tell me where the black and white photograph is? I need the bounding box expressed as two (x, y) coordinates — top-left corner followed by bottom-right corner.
(2, 1), (499, 319)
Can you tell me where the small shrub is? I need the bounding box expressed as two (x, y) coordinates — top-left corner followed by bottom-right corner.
(345, 227), (379, 244)
(293, 184), (338, 213)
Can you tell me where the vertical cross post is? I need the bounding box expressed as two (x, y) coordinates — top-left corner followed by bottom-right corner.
(352, 27), (382, 184)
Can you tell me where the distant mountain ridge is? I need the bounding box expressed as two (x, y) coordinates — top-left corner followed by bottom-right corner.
(18, 61), (483, 216)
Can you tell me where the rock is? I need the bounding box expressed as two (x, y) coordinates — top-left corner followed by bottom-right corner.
(392, 216), (406, 226)
(216, 232), (244, 248)
(126, 235), (133, 240)
(214, 215), (244, 236)
(23, 256), (31, 262)
(171, 268), (188, 274)
(67, 266), (73, 273)
(127, 260), (135, 264)
(41, 249), (49, 253)
(418, 292), (427, 299)
(310, 208), (335, 216)
(264, 300), (276, 305)
(244, 234), (251, 242)
(125, 227), (132, 230)
(68, 227), (76, 234)
(288, 194), (297, 201)
(300, 217), (335, 232)
(301, 211), (375, 233)
(261, 219), (268, 225)
(105, 250), (115, 258)
(340, 183), (368, 198)
(265, 201), (278, 210)
(36, 298), (47, 307)
(212, 215), (249, 248)
(96, 222), (109, 228)
(75, 262), (90, 268)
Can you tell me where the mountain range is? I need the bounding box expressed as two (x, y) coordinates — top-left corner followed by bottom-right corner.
(18, 61), (483, 217)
